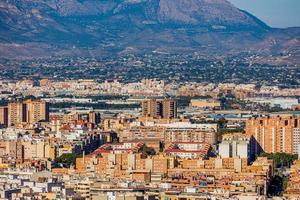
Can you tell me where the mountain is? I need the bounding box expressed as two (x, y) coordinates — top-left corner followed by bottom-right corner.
(0, 0), (299, 59)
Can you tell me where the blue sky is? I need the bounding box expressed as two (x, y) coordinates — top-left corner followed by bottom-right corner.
(228, 0), (300, 28)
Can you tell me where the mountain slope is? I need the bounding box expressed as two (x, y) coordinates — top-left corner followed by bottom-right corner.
(0, 0), (298, 59)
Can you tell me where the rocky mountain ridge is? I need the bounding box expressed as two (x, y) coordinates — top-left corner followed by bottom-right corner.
(0, 0), (299, 59)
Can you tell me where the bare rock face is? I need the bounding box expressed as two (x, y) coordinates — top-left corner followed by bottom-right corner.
(0, 0), (298, 58)
(157, 0), (262, 28)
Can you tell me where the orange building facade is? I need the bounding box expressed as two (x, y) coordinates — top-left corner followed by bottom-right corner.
(246, 116), (300, 155)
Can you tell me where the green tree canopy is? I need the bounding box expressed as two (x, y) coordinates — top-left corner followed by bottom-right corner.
(259, 152), (298, 168)
(54, 153), (78, 168)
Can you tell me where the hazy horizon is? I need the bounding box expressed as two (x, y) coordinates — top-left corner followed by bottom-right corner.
(229, 0), (300, 28)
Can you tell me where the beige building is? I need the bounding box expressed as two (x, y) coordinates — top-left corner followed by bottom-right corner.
(7, 100), (49, 127)
(4, 141), (24, 163)
(25, 100), (49, 123)
(141, 99), (159, 118)
(141, 99), (177, 119)
(22, 140), (55, 160)
(0, 139), (56, 163)
(190, 99), (221, 109)
(0, 106), (8, 127)
(8, 101), (26, 127)
(161, 99), (177, 119)
(284, 160), (300, 198)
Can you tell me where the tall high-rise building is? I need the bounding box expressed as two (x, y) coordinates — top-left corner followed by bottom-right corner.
(88, 111), (101, 124)
(25, 99), (49, 123)
(8, 100), (49, 126)
(162, 99), (177, 119)
(8, 101), (27, 126)
(141, 99), (177, 119)
(246, 116), (300, 155)
(141, 99), (160, 118)
(0, 106), (8, 127)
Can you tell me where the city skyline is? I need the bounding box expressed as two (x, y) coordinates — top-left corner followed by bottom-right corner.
(0, 0), (299, 199)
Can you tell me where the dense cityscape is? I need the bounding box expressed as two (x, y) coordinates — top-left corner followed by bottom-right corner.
(0, 78), (299, 199)
(1, 0), (300, 199)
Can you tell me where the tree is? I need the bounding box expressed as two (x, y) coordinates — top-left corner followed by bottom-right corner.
(268, 175), (285, 196)
(217, 118), (228, 129)
(259, 152), (297, 168)
(139, 145), (156, 159)
(54, 153), (78, 168)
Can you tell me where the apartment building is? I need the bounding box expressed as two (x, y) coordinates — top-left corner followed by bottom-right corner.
(7, 100), (49, 127)
(25, 100), (49, 124)
(246, 116), (300, 155)
(218, 133), (252, 160)
(141, 99), (177, 119)
(121, 123), (217, 145)
(0, 106), (8, 127)
(8, 101), (26, 127)
(164, 142), (211, 159)
(284, 160), (300, 198)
